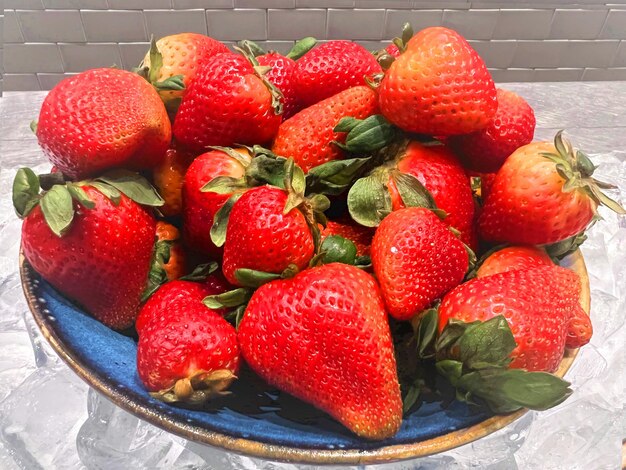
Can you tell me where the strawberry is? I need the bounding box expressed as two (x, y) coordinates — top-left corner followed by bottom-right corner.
(36, 68), (171, 180)
(450, 88), (536, 173)
(182, 148), (251, 258)
(390, 141), (477, 249)
(384, 43), (401, 58)
(372, 207), (468, 321)
(479, 133), (625, 245)
(438, 265), (581, 372)
(238, 263), (402, 440)
(476, 245), (552, 278)
(321, 218), (374, 257)
(378, 27), (497, 135)
(221, 186), (315, 286)
(173, 53), (282, 153)
(294, 41), (382, 108)
(566, 305), (593, 349)
(271, 86), (379, 173)
(257, 52), (300, 119)
(137, 296), (240, 405)
(152, 146), (194, 217)
(15, 170), (163, 330)
(138, 33), (229, 111)
(155, 221), (186, 281)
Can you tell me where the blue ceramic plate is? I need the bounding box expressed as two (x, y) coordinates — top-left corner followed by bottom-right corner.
(20, 251), (589, 465)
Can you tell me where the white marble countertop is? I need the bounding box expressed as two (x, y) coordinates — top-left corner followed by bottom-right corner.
(0, 84), (625, 470)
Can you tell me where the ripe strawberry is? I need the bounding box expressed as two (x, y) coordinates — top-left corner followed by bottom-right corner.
(372, 207), (468, 321)
(139, 33), (229, 109)
(384, 43), (401, 58)
(379, 27), (497, 135)
(438, 265), (581, 372)
(37, 68), (171, 179)
(257, 52), (300, 119)
(321, 218), (374, 257)
(222, 186), (315, 286)
(271, 86), (379, 173)
(155, 221), (186, 281)
(173, 53), (282, 153)
(476, 245), (553, 278)
(450, 88), (536, 173)
(137, 298), (240, 404)
(182, 148), (251, 258)
(136, 276), (230, 336)
(294, 41), (382, 108)
(238, 263), (402, 440)
(21, 184), (157, 330)
(479, 133), (625, 245)
(390, 141), (476, 249)
(152, 146), (195, 217)
(566, 305), (593, 349)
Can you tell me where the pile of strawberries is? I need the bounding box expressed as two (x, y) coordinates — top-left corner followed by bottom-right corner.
(13, 24), (624, 441)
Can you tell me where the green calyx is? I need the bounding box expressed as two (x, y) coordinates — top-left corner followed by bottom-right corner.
(234, 45), (284, 116)
(373, 22), (413, 70)
(333, 115), (400, 155)
(541, 131), (625, 216)
(413, 312), (573, 414)
(204, 287), (254, 329)
(12, 167), (164, 237)
(134, 37), (186, 93)
(286, 37), (317, 60)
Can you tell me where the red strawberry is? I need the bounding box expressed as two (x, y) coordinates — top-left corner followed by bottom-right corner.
(438, 265), (581, 372)
(238, 263), (402, 440)
(20, 184), (157, 330)
(271, 86), (379, 173)
(37, 68), (171, 179)
(450, 88), (536, 173)
(294, 41), (382, 108)
(222, 186), (315, 286)
(136, 277), (230, 336)
(182, 148), (251, 258)
(379, 27), (497, 135)
(385, 43), (401, 58)
(479, 134), (625, 245)
(476, 245), (553, 278)
(137, 298), (240, 404)
(372, 207), (468, 321)
(173, 53), (282, 153)
(566, 305), (593, 349)
(321, 218), (374, 257)
(390, 141), (476, 249)
(257, 52), (300, 119)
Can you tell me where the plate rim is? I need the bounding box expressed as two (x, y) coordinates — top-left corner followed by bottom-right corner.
(19, 249), (590, 465)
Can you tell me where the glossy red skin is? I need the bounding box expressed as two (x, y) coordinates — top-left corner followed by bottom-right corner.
(37, 68), (171, 179)
(478, 142), (595, 244)
(476, 245), (553, 278)
(22, 186), (156, 330)
(385, 43), (401, 58)
(294, 41), (382, 108)
(182, 149), (249, 258)
(238, 263), (402, 440)
(393, 141), (476, 249)
(257, 52), (300, 119)
(566, 305), (592, 349)
(372, 208), (468, 321)
(321, 218), (375, 257)
(438, 265), (581, 372)
(450, 89), (536, 173)
(379, 27), (497, 135)
(272, 86), (379, 173)
(173, 53), (282, 152)
(222, 186), (314, 286)
(137, 303), (240, 392)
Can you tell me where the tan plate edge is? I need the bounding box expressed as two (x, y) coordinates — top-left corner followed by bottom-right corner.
(19, 250), (590, 465)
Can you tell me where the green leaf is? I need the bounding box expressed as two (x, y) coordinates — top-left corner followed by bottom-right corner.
(283, 157), (306, 196)
(246, 154), (288, 189)
(401, 22), (414, 46)
(210, 192), (243, 247)
(141, 239), (172, 303)
(66, 184), (95, 209)
(30, 120), (38, 134)
(306, 157), (372, 195)
(342, 115), (398, 154)
(97, 169), (164, 207)
(234, 269), (282, 288)
(456, 316), (516, 370)
(333, 117), (361, 133)
(415, 308), (439, 359)
(237, 39), (266, 57)
(402, 381), (421, 414)
(90, 182), (121, 206)
(148, 36), (163, 85)
(12, 168), (41, 218)
(391, 171), (437, 210)
(40, 185), (75, 237)
(286, 37), (317, 60)
(203, 288), (252, 309)
(545, 231), (587, 261)
(201, 176), (247, 194)
(179, 262), (219, 282)
(457, 368), (572, 413)
(435, 319), (478, 355)
(320, 235), (357, 265)
(153, 75), (185, 91)
(347, 174), (392, 227)
(436, 359), (463, 387)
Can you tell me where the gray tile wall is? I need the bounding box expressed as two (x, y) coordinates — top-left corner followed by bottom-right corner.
(2, 1), (626, 92)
